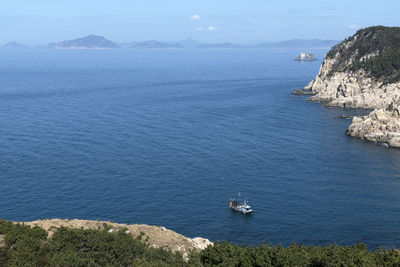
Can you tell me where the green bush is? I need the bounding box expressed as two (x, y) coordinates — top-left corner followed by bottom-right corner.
(2, 218), (400, 266)
(0, 219), (188, 267)
(198, 241), (400, 267)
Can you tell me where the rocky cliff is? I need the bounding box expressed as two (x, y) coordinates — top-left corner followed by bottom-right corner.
(295, 26), (400, 146)
(346, 105), (400, 147)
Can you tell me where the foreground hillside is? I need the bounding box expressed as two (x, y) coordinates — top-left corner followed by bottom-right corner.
(14, 219), (211, 260)
(295, 26), (400, 147)
(1, 219), (400, 266)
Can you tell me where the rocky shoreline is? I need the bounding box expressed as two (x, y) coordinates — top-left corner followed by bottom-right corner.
(295, 26), (400, 147)
(295, 59), (400, 110)
(346, 106), (400, 147)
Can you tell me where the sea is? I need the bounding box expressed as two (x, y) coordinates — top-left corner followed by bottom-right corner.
(1, 48), (400, 249)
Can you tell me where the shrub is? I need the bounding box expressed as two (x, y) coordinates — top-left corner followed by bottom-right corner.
(0, 219), (189, 267)
(2, 218), (400, 266)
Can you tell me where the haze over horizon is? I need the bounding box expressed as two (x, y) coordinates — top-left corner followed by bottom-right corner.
(1, 0), (399, 45)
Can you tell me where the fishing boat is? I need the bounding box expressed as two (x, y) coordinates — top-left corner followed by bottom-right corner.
(229, 194), (253, 214)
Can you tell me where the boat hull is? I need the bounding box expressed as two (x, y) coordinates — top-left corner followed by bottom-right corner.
(229, 205), (253, 215)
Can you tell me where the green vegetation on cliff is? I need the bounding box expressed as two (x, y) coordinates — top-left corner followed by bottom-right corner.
(2, 219), (400, 266)
(326, 26), (400, 84)
(0, 219), (190, 267)
(199, 242), (400, 267)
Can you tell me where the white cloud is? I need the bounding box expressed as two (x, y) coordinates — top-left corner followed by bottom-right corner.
(208, 26), (218, 31)
(349, 24), (359, 30)
(195, 26), (219, 32)
(190, 14), (201, 21)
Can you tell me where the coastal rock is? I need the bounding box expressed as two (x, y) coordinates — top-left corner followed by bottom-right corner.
(296, 26), (400, 147)
(299, 55), (400, 109)
(346, 105), (400, 146)
(190, 237), (213, 250)
(338, 115), (353, 119)
(295, 52), (316, 61)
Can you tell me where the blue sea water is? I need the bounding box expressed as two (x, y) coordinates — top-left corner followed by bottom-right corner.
(1, 48), (400, 249)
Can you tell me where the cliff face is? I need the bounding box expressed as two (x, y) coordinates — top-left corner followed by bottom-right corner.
(298, 26), (400, 109)
(303, 60), (400, 109)
(296, 26), (400, 147)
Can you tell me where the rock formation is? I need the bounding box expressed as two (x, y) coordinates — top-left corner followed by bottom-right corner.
(346, 105), (400, 147)
(295, 52), (316, 61)
(295, 26), (400, 147)
(297, 60), (400, 110)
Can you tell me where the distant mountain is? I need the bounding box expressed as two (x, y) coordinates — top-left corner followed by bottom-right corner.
(50, 35), (119, 49)
(132, 40), (183, 49)
(2, 41), (28, 49)
(256, 39), (338, 49)
(178, 38), (203, 48)
(196, 42), (247, 49)
(39, 36), (338, 50)
(118, 42), (139, 48)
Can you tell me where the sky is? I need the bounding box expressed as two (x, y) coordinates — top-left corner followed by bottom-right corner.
(0, 0), (399, 45)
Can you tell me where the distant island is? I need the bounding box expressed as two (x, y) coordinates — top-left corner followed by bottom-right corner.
(0, 36), (338, 50)
(1, 41), (28, 49)
(295, 52), (316, 61)
(294, 26), (400, 147)
(49, 35), (120, 49)
(196, 42), (246, 49)
(131, 40), (183, 49)
(178, 38), (202, 48)
(257, 39), (337, 49)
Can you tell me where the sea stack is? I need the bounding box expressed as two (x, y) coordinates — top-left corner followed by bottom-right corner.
(295, 52), (316, 61)
(295, 26), (400, 147)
